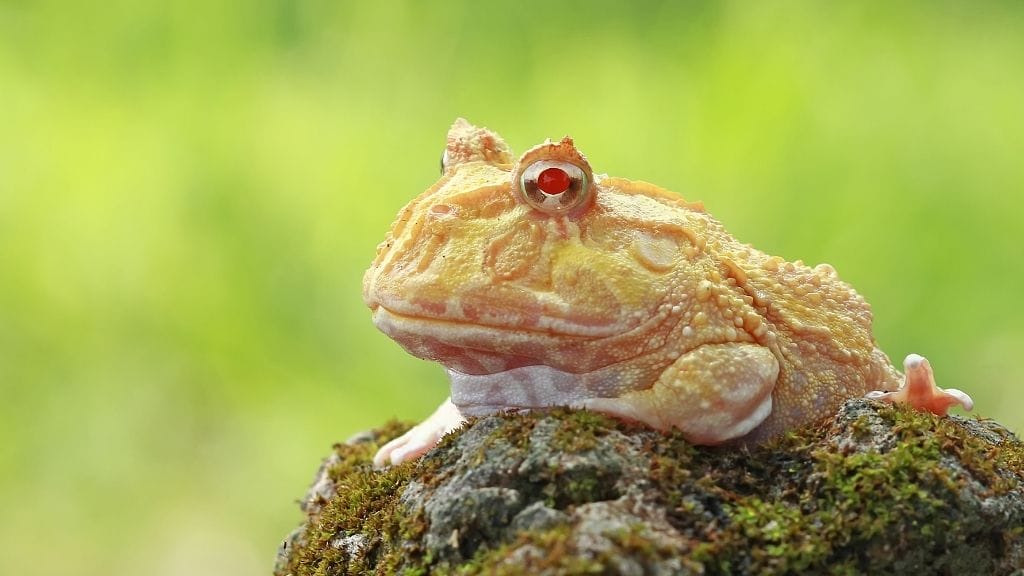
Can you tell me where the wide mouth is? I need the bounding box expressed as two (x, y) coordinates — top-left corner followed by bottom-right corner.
(370, 301), (677, 378)
(369, 298), (636, 340)
(371, 306), (576, 375)
(371, 305), (608, 346)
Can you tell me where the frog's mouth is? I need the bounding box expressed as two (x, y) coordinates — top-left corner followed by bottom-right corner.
(370, 305), (643, 376)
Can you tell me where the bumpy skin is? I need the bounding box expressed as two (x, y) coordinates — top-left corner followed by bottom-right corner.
(363, 119), (972, 467)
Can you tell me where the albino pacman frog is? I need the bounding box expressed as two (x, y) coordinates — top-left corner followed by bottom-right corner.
(363, 119), (973, 467)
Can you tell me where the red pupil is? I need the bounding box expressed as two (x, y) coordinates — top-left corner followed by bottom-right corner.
(537, 167), (572, 195)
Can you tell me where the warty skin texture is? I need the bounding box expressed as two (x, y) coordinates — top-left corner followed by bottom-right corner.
(362, 119), (971, 466)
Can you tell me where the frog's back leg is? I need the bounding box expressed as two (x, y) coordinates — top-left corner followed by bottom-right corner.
(580, 343), (779, 444)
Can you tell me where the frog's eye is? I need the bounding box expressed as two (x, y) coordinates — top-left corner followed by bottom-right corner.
(518, 160), (589, 214)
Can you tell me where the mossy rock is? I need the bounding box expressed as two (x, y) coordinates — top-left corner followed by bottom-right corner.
(274, 400), (1024, 575)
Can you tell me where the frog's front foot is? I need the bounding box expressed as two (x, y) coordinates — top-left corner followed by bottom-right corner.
(867, 354), (974, 416)
(372, 397), (466, 468)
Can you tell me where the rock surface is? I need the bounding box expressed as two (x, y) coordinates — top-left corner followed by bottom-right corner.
(275, 400), (1024, 575)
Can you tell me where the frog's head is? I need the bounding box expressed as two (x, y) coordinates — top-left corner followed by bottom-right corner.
(363, 119), (707, 377)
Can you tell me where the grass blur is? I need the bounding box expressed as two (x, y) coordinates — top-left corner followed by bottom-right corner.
(1, 2), (1022, 574)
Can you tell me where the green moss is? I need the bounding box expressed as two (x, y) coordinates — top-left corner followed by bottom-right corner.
(647, 403), (1022, 574)
(882, 404), (1022, 494)
(602, 523), (705, 572)
(468, 411), (537, 468)
(473, 408), (625, 460)
(278, 421), (431, 576)
(447, 526), (604, 575)
(549, 409), (621, 453)
(278, 402), (1024, 575)
(453, 517), (697, 575)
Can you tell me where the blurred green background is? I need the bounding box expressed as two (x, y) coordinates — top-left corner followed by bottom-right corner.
(1, 1), (1022, 574)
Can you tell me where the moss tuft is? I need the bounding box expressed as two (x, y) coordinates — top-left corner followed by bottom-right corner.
(450, 525), (603, 575)
(277, 422), (430, 576)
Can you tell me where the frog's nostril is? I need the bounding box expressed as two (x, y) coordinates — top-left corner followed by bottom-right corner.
(429, 204), (455, 217)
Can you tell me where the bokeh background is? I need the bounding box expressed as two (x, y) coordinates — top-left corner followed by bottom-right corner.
(2, 2), (1022, 574)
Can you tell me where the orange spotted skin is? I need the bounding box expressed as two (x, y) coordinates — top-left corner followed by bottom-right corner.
(364, 119), (930, 464)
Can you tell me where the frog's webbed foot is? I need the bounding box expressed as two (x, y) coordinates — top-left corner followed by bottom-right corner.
(866, 354), (974, 416)
(372, 397), (466, 468)
(579, 343), (779, 445)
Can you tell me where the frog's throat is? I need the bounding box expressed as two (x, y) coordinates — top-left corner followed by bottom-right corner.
(447, 348), (777, 445)
(448, 365), (626, 414)
(448, 363), (776, 444)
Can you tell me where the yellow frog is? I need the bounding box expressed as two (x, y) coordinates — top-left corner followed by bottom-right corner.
(363, 119), (973, 467)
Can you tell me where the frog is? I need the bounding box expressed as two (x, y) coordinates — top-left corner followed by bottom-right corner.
(363, 118), (974, 467)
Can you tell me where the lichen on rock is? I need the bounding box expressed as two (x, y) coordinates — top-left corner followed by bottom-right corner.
(274, 400), (1024, 575)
